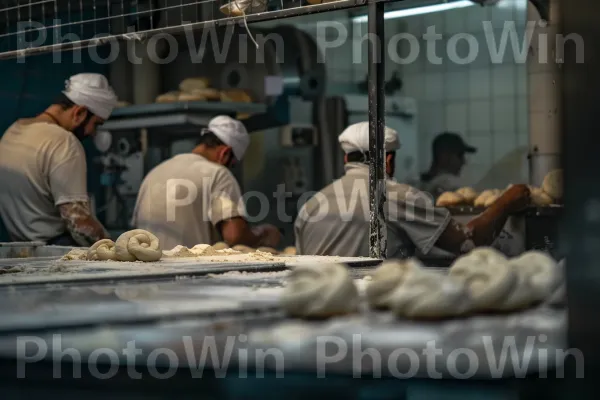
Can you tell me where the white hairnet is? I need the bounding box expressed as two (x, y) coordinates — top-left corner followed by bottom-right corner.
(206, 115), (250, 161)
(63, 73), (118, 120)
(338, 122), (400, 154)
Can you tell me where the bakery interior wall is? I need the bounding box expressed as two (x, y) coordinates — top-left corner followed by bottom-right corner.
(400, 0), (530, 190)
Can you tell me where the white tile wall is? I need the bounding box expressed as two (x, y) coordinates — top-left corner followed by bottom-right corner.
(291, 1), (529, 189)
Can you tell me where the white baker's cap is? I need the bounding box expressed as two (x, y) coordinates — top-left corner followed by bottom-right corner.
(338, 121), (400, 154)
(206, 115), (250, 161)
(63, 73), (118, 120)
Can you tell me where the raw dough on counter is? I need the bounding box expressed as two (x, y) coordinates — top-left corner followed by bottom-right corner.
(530, 187), (553, 206)
(542, 169), (563, 201)
(87, 239), (118, 261)
(456, 187), (479, 204)
(114, 230), (162, 262)
(449, 248), (518, 311)
(389, 270), (472, 319)
(365, 259), (423, 310)
(179, 77), (210, 92)
(281, 263), (359, 318)
(509, 251), (562, 301)
(436, 192), (465, 207)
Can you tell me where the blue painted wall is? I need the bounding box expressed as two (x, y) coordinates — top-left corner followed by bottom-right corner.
(0, 48), (111, 241)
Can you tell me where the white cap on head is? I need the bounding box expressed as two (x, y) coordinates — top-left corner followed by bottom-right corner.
(338, 121), (400, 154)
(63, 73), (118, 120)
(206, 115), (250, 161)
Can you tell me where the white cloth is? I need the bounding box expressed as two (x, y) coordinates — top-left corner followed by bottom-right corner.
(338, 121), (400, 154)
(207, 115), (250, 161)
(63, 73), (118, 120)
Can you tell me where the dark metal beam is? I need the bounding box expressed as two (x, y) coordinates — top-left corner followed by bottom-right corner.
(560, 0), (600, 381)
(368, 0), (386, 259)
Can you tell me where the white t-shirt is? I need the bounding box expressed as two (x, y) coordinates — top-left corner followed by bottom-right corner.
(294, 163), (451, 258)
(0, 121), (88, 242)
(132, 153), (247, 250)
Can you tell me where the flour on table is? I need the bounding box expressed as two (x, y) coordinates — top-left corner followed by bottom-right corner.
(61, 249), (88, 261)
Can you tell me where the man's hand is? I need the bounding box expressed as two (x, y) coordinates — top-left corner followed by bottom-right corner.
(498, 184), (531, 213)
(252, 224), (282, 248)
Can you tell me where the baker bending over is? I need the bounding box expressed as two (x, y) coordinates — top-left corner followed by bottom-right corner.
(294, 122), (530, 258)
(0, 73), (116, 246)
(132, 115), (281, 250)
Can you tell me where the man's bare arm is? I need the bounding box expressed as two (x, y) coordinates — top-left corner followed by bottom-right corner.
(58, 202), (110, 246)
(435, 185), (530, 255)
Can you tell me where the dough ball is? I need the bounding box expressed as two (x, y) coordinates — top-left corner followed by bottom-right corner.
(155, 92), (179, 103)
(257, 247), (278, 255)
(474, 190), (496, 207)
(179, 77), (210, 92)
(542, 169), (563, 201)
(436, 192), (465, 207)
(389, 271), (472, 319)
(232, 245), (254, 254)
(282, 246), (297, 255)
(456, 187), (479, 204)
(114, 229), (162, 262)
(281, 263), (359, 318)
(365, 259), (423, 310)
(212, 242), (230, 250)
(449, 248), (517, 311)
(530, 187), (553, 206)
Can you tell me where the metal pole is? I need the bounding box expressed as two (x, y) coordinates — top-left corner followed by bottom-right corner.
(368, 0), (386, 259)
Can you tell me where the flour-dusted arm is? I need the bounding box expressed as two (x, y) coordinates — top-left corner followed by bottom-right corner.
(58, 201), (110, 247)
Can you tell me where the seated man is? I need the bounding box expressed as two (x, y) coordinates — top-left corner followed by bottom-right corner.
(294, 122), (529, 258)
(132, 115), (280, 250)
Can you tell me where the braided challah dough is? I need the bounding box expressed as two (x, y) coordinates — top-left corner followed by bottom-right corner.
(87, 239), (118, 261)
(281, 263), (359, 318)
(365, 259), (423, 310)
(388, 270), (472, 319)
(509, 251), (562, 301)
(449, 248), (517, 311)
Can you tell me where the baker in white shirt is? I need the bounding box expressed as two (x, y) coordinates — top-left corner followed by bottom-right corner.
(0, 73), (116, 246)
(132, 115), (281, 250)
